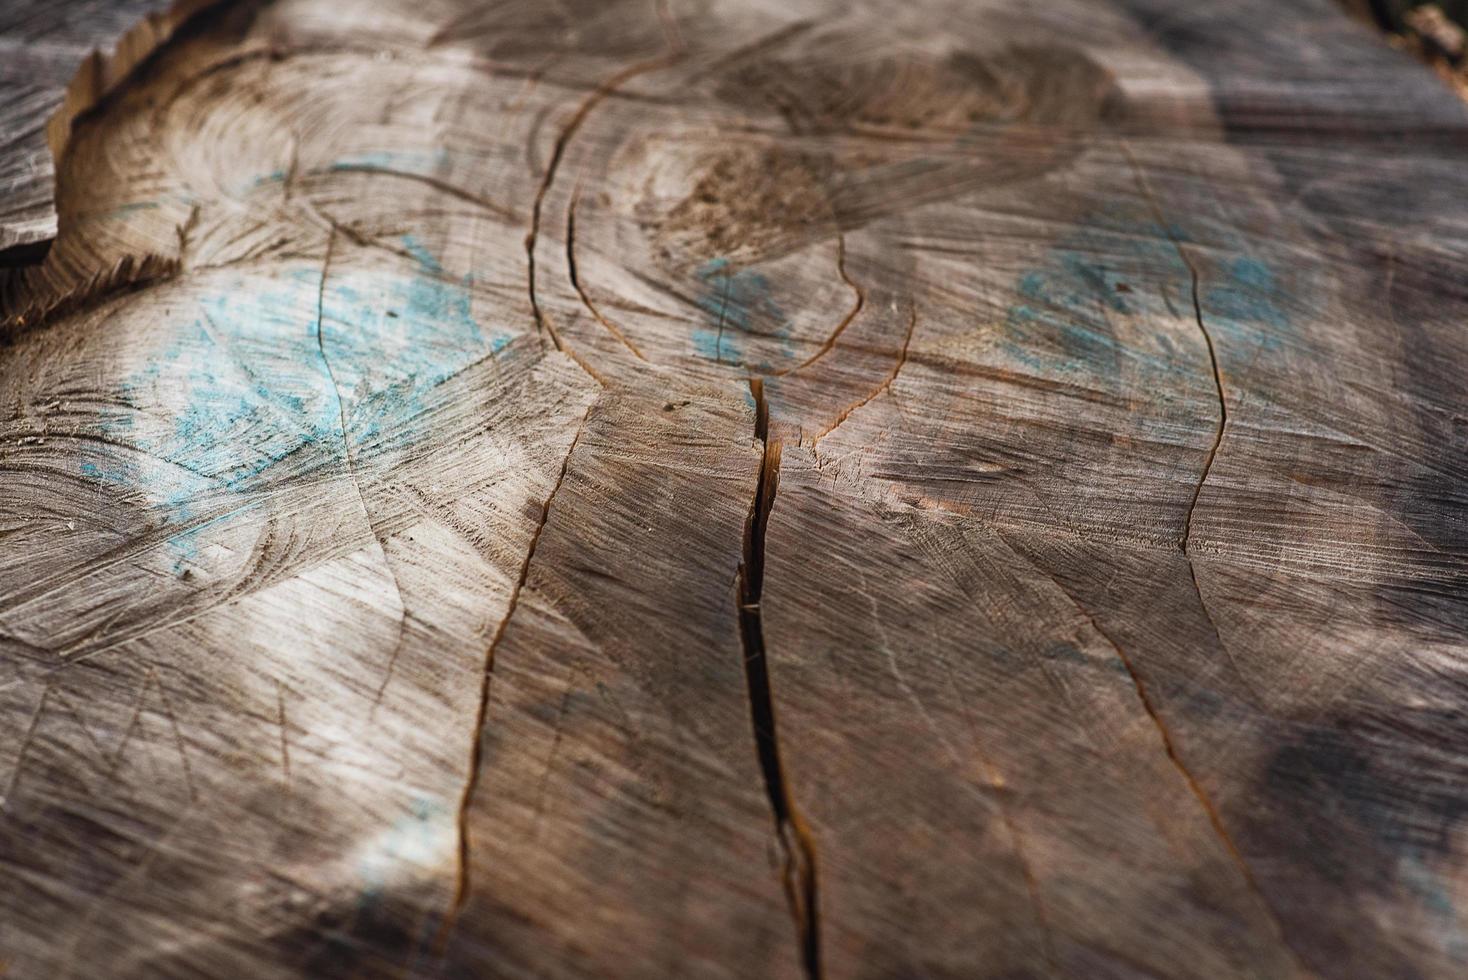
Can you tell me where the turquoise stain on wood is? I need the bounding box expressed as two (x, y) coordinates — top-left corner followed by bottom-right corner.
(1004, 212), (1293, 375)
(320, 235), (512, 452)
(328, 147), (451, 175)
(1003, 222), (1181, 376)
(691, 257), (791, 370)
(78, 236), (514, 573)
(1202, 255), (1290, 350)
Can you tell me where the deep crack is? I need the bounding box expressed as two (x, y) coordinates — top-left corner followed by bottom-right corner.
(739, 378), (823, 979)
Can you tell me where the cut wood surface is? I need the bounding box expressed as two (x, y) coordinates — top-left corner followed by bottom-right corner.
(0, 0), (222, 259)
(1, 0), (1466, 977)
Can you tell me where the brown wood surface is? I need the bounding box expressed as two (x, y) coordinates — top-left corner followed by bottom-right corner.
(2, 0), (1467, 977)
(0, 0), (224, 260)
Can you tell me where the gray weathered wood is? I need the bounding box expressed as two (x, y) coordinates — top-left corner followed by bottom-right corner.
(2, 0), (1467, 977)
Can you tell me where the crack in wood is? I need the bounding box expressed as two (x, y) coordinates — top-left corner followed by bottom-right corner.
(714, 264), (732, 365)
(996, 525), (1313, 978)
(810, 305), (917, 445)
(314, 226), (410, 717)
(525, 47), (682, 373)
(566, 189), (648, 361)
(769, 234), (865, 378)
(437, 401), (593, 949)
(1119, 142), (1268, 709)
(1090, 609), (1313, 978)
(1115, 176), (1315, 971)
(739, 378), (823, 980)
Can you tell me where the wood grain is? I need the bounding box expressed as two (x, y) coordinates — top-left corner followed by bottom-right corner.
(2, 0), (1467, 977)
(0, 0), (227, 259)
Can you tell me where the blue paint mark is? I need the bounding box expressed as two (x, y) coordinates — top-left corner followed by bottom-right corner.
(691, 257), (790, 369)
(80, 192), (205, 223)
(250, 168), (288, 190)
(691, 327), (739, 363)
(80, 239), (516, 575)
(318, 236), (512, 452)
(400, 235), (445, 275)
(328, 148), (451, 175)
(1004, 234), (1171, 375)
(79, 459), (131, 485)
(74, 200), (162, 224)
(1003, 210), (1293, 375)
(1201, 256), (1290, 350)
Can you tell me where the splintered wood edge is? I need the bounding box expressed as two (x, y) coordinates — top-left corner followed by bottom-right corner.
(0, 0), (230, 266)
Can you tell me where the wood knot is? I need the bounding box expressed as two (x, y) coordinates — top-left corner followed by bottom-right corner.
(637, 43), (1123, 272)
(654, 146), (837, 266)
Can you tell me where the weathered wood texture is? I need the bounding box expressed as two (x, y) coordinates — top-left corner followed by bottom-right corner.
(1, 0), (1467, 977)
(0, 0), (221, 259)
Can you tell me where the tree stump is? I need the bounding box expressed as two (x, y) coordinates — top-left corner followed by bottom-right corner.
(2, 0), (1467, 977)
